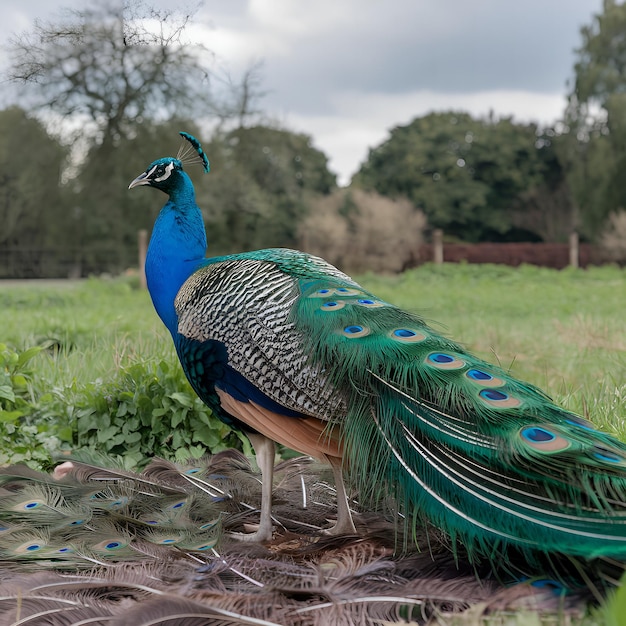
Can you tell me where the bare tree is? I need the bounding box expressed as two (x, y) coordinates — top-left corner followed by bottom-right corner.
(7, 0), (212, 146)
(302, 189), (426, 273)
(207, 60), (268, 131)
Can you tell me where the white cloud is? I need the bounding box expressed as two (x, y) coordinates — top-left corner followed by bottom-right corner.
(247, 0), (354, 36)
(189, 22), (288, 70)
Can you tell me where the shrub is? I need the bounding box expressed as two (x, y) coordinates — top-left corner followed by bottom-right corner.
(0, 344), (242, 470)
(71, 359), (241, 468)
(301, 188), (426, 273)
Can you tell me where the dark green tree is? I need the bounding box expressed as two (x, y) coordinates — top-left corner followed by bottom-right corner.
(0, 107), (68, 277)
(201, 126), (336, 253)
(355, 112), (550, 242)
(568, 0), (626, 238)
(74, 119), (207, 274)
(510, 129), (577, 242)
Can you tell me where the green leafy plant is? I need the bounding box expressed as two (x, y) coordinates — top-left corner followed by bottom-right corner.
(0, 339), (242, 470)
(71, 359), (242, 468)
(0, 343), (64, 466)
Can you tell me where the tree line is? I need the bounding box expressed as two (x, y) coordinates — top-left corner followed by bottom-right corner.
(1, 0), (625, 278)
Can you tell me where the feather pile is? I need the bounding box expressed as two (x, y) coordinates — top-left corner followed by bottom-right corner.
(0, 452), (595, 624)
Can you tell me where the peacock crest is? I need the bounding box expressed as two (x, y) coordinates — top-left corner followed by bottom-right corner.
(177, 131), (210, 173)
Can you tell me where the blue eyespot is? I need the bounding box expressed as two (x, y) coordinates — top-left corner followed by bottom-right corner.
(341, 324), (370, 338)
(322, 302), (339, 308)
(594, 448), (622, 463)
(26, 544), (42, 551)
(426, 352), (465, 369)
(479, 389), (509, 402)
(521, 427), (555, 443)
(467, 369), (493, 381)
(391, 328), (426, 342)
(394, 329), (416, 338)
(531, 579), (564, 593)
(565, 417), (595, 431)
(344, 325), (363, 334)
(185, 468), (201, 474)
(24, 501), (42, 510)
(108, 498), (128, 509)
(358, 299), (375, 305)
(106, 542), (122, 550)
(430, 353), (454, 363)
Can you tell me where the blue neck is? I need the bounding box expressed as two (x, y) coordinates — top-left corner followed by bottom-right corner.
(145, 173), (207, 333)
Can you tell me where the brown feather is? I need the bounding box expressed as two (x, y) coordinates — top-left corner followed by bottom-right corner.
(0, 454), (599, 623)
(217, 389), (342, 460)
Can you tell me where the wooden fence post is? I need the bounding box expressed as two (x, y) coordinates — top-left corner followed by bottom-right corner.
(138, 229), (148, 289)
(433, 229), (444, 264)
(569, 231), (579, 269)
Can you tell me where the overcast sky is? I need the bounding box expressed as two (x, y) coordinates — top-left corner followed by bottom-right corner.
(2, 0), (603, 184)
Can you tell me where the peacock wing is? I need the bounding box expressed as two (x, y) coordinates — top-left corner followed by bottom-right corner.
(174, 250), (352, 422)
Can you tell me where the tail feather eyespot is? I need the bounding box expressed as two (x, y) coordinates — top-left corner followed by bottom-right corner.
(342, 325), (370, 338)
(391, 329), (427, 343)
(320, 301), (345, 311)
(479, 388), (522, 408)
(465, 369), (505, 387)
(426, 352), (466, 370)
(519, 426), (570, 452)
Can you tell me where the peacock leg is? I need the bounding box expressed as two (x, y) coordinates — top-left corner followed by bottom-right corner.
(232, 432), (276, 542)
(323, 455), (356, 535)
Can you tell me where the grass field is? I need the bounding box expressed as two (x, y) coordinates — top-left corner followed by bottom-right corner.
(3, 264), (625, 390)
(0, 264), (625, 624)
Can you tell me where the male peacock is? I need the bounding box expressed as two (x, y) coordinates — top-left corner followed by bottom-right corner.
(129, 132), (626, 577)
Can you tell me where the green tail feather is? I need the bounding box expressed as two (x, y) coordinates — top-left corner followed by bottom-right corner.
(293, 275), (626, 562)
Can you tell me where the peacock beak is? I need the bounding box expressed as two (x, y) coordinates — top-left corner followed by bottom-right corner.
(128, 172), (151, 189)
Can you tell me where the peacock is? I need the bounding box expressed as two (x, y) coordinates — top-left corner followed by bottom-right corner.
(124, 131), (626, 585)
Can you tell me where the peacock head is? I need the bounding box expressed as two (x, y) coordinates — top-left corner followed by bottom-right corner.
(128, 157), (186, 195)
(128, 132), (210, 196)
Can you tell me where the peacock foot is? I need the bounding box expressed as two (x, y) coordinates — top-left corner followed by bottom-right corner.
(321, 517), (357, 536)
(228, 522), (274, 543)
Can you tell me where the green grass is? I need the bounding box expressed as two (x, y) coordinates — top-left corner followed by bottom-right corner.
(0, 277), (169, 380)
(3, 264), (624, 393)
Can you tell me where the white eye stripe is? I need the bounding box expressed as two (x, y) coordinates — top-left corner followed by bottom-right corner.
(154, 161), (175, 182)
(145, 164), (159, 179)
